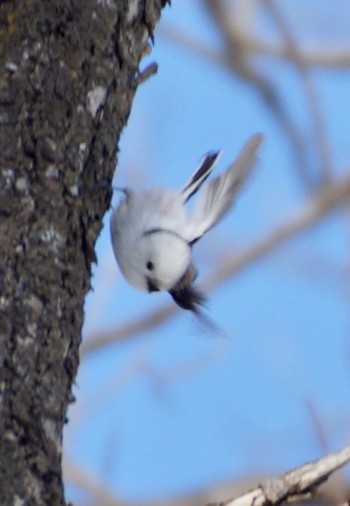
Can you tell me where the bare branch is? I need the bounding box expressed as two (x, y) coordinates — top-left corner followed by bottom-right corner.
(263, 0), (332, 186)
(64, 459), (119, 505)
(82, 303), (177, 355)
(161, 24), (350, 69)
(203, 171), (350, 292)
(65, 446), (350, 505)
(203, 0), (311, 188)
(215, 445), (350, 506)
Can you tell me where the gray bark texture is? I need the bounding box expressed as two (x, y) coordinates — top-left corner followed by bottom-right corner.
(0, 1), (167, 504)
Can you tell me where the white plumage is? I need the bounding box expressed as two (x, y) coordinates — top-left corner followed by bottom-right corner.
(110, 133), (263, 313)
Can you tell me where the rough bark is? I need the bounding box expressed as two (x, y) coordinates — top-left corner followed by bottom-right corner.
(0, 1), (167, 504)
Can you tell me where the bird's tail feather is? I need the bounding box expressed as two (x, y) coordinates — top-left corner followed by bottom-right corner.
(181, 151), (222, 202)
(168, 284), (226, 337)
(190, 133), (263, 242)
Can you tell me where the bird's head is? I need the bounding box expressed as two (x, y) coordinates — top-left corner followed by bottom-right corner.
(137, 229), (191, 293)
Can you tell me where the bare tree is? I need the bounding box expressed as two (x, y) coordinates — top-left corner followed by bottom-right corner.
(2, 1), (347, 505)
(0, 1), (167, 504)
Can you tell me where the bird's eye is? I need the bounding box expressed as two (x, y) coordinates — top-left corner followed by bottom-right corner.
(146, 260), (154, 271)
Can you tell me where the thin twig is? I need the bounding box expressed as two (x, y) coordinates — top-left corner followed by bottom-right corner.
(136, 61), (158, 84)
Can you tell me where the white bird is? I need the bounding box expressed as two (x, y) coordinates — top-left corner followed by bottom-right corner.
(110, 133), (263, 314)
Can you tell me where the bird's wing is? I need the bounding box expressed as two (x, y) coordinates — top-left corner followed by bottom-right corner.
(188, 133), (263, 243)
(181, 151), (222, 202)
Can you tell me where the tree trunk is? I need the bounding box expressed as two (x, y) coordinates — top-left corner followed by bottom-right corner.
(0, 1), (166, 504)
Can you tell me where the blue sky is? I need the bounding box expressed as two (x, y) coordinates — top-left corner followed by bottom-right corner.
(65, 2), (350, 503)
